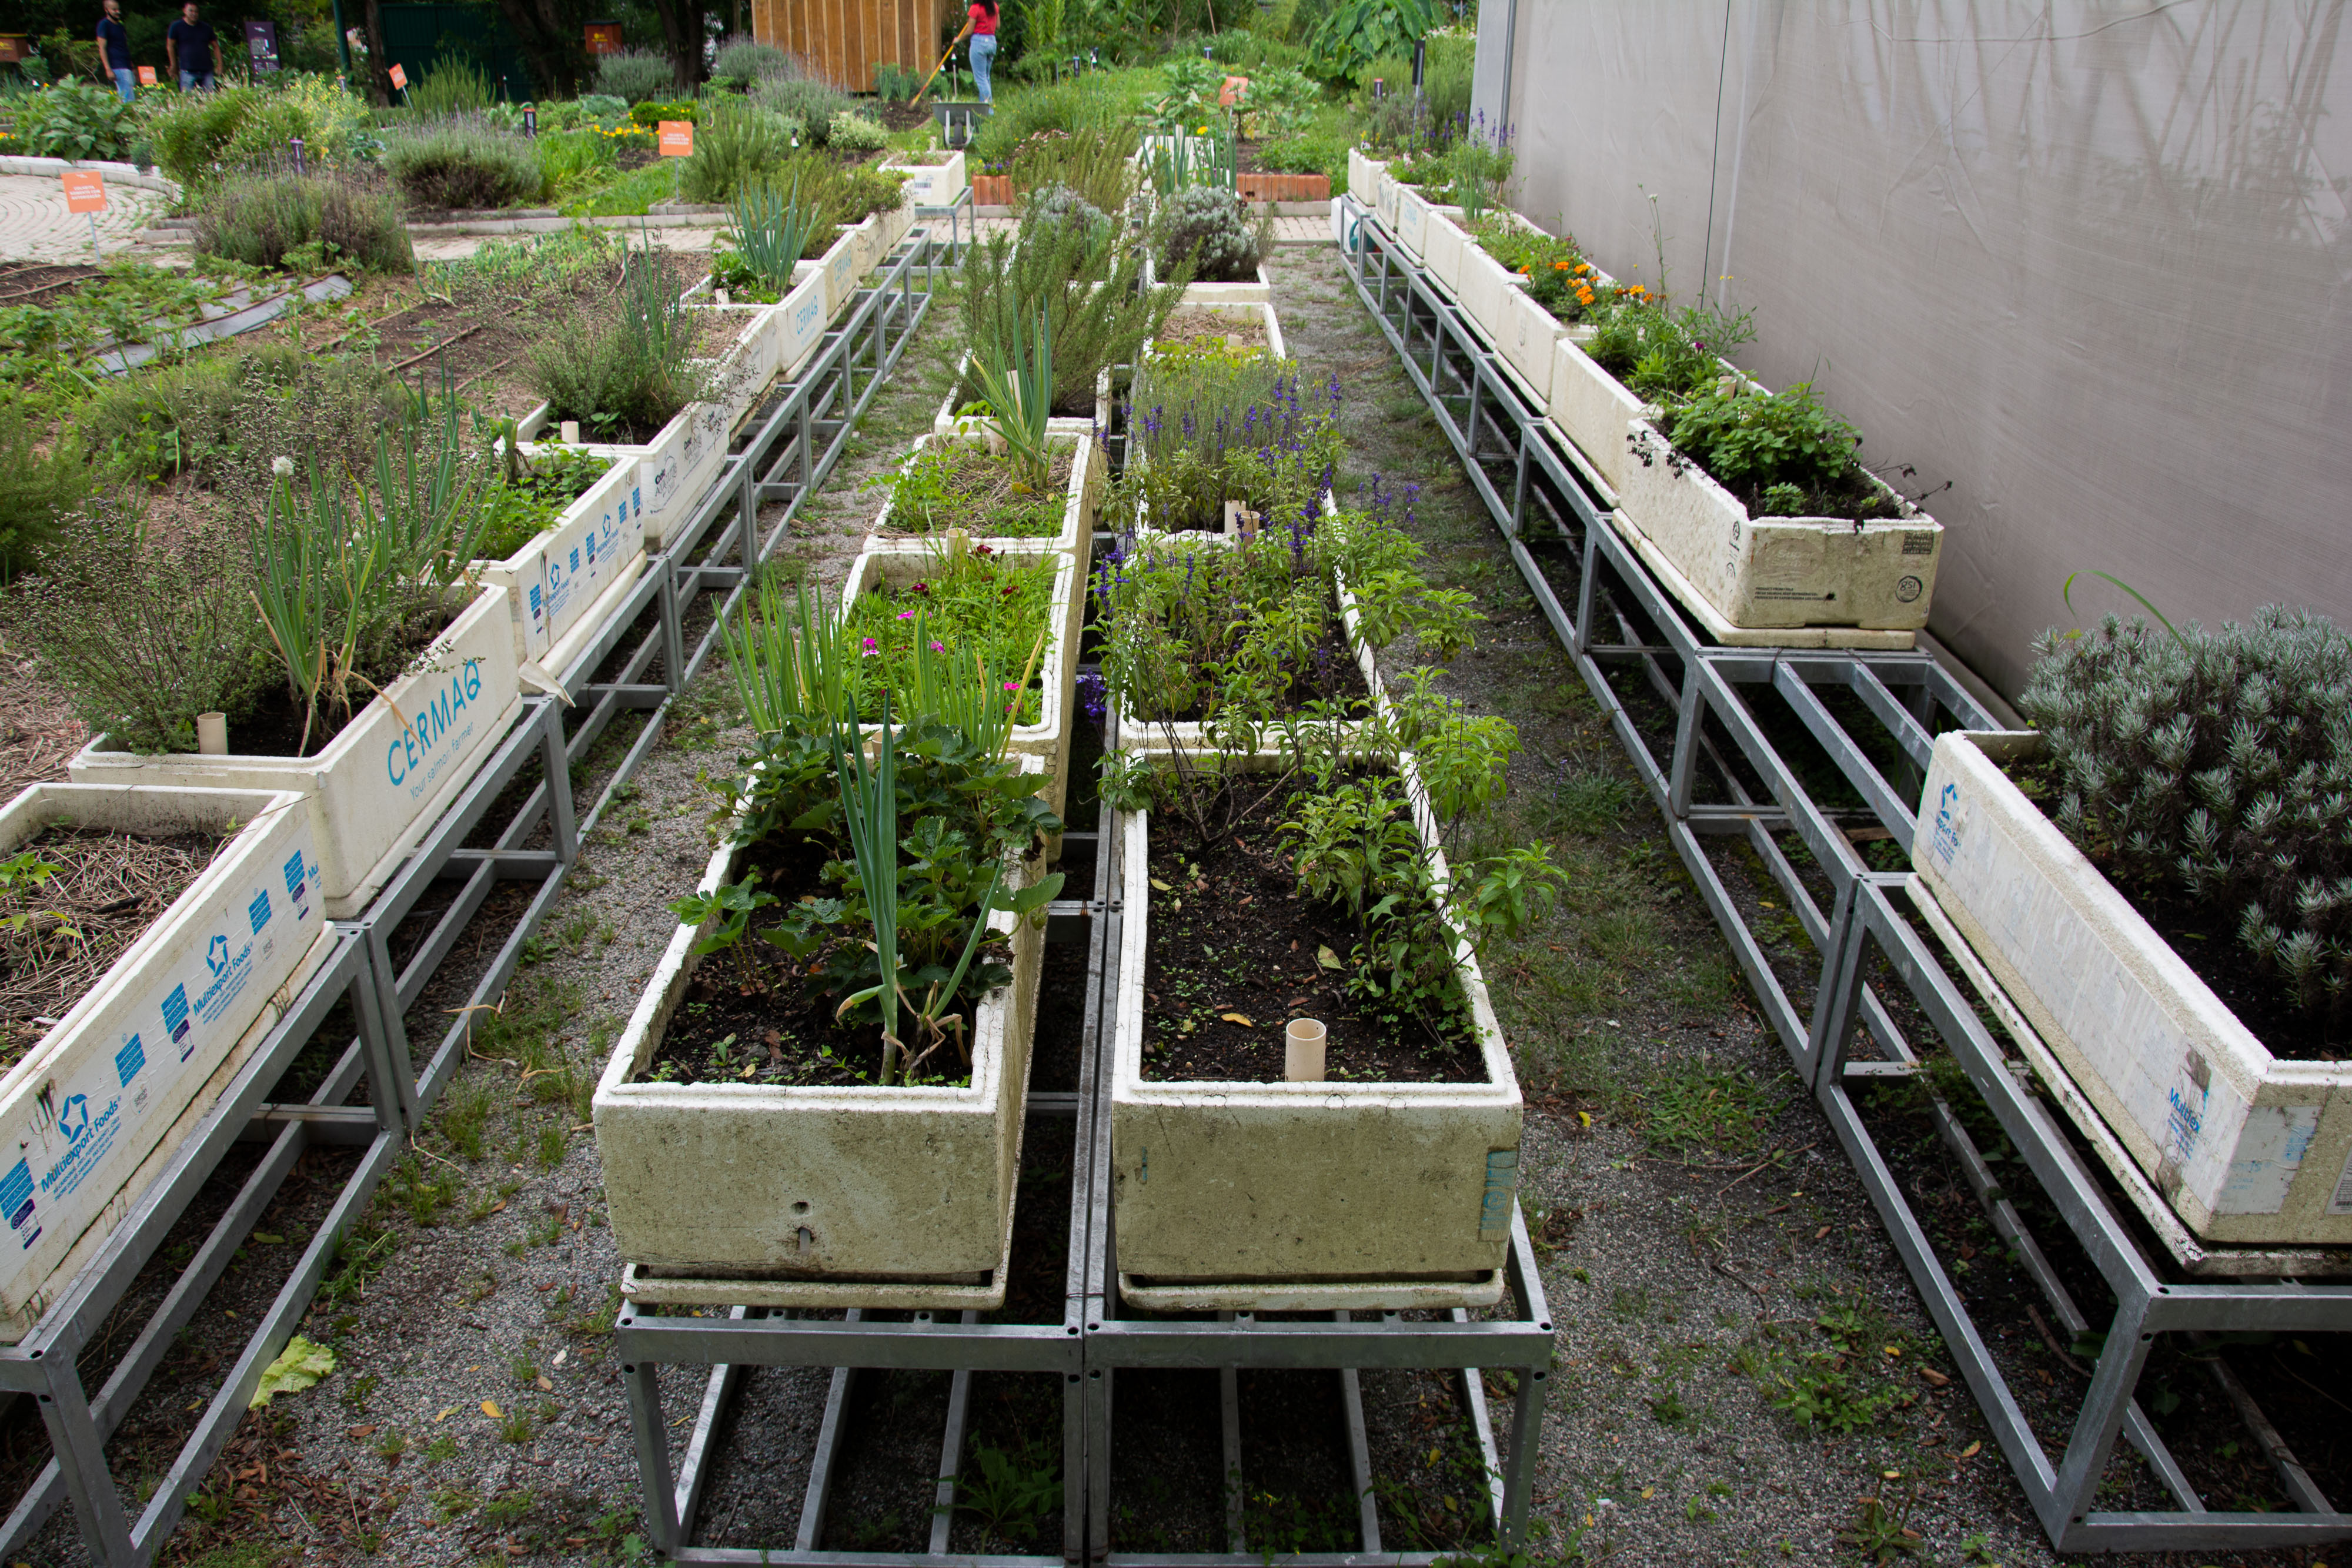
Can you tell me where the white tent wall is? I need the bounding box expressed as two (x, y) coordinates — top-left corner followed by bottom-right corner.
(1472, 1), (2352, 698)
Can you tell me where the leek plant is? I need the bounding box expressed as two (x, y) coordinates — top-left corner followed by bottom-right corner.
(726, 171), (822, 296)
(971, 310), (1055, 490)
(723, 576), (850, 737)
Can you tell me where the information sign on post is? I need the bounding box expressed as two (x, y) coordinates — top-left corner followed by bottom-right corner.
(136, 65), (155, 85)
(243, 19), (279, 73)
(61, 170), (105, 262)
(584, 21), (624, 54)
(387, 61), (407, 89)
(657, 120), (692, 157)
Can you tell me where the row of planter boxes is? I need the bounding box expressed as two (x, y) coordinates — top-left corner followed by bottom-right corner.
(1352, 152), (1944, 640)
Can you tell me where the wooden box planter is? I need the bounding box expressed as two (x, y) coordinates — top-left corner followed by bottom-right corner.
(476, 454), (650, 681)
(69, 586), (523, 919)
(884, 148), (967, 206)
(869, 430), (1103, 566)
(593, 769), (1047, 1309)
(1915, 731), (2352, 1246)
(0, 783), (335, 1339)
(1107, 754), (1524, 1310)
(837, 545), (1083, 821)
(1615, 417), (1941, 634)
(1235, 172), (1329, 203)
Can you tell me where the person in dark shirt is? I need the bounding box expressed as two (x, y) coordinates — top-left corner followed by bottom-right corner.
(95, 0), (134, 102)
(166, 1), (220, 90)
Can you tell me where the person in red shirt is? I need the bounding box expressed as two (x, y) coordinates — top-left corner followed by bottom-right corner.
(950, 1), (997, 105)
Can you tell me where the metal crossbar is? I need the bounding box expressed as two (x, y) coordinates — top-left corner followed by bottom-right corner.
(1337, 192), (2352, 1555)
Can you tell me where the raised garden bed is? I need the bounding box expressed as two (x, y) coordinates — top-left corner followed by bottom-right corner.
(1108, 755), (1523, 1309)
(838, 543), (1083, 820)
(68, 586), (524, 917)
(870, 430), (1103, 563)
(475, 449), (650, 677)
(883, 148), (968, 206)
(1916, 729), (2352, 1246)
(594, 755), (1050, 1309)
(0, 782), (333, 1340)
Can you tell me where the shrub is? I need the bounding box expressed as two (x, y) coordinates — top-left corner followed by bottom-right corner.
(629, 97), (700, 128)
(710, 40), (794, 88)
(961, 208), (1184, 414)
(751, 73), (852, 142)
(18, 78), (138, 161)
(534, 128), (616, 202)
(1008, 124), (1136, 212)
(141, 85), (259, 184)
(1018, 183), (1110, 247)
(1156, 185), (1265, 283)
(871, 62), (922, 101)
(677, 99), (797, 204)
(195, 171), (415, 273)
(0, 409), (91, 580)
(826, 108), (888, 153)
(527, 248), (716, 439)
(597, 47), (675, 103)
(16, 499), (275, 754)
(542, 92), (628, 129)
(406, 58), (492, 117)
(80, 342), (402, 484)
(222, 73), (378, 172)
(966, 76), (1127, 164)
(1238, 65), (1321, 138)
(2021, 607), (2352, 1017)
(383, 116), (542, 208)
(1310, 0), (1439, 80)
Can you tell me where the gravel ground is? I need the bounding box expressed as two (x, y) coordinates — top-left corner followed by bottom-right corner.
(10, 243), (2342, 1568)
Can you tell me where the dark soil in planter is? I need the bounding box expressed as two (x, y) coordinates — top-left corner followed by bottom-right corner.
(639, 838), (1011, 1091)
(225, 603), (460, 758)
(0, 824), (228, 1070)
(1138, 803), (1484, 1085)
(2002, 757), (2347, 1061)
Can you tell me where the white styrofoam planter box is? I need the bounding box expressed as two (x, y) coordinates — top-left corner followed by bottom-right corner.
(816, 226), (861, 320)
(1615, 420), (1942, 631)
(1375, 165), (1404, 229)
(0, 784), (333, 1339)
(1549, 336), (1651, 499)
(1108, 754), (1523, 1310)
(1177, 264), (1271, 308)
(69, 586), (523, 918)
(1392, 183), (1442, 260)
(476, 453), (649, 674)
(1498, 283), (1593, 401)
(774, 263), (830, 384)
(1915, 732), (2352, 1245)
(886, 149), (967, 206)
(870, 430), (1102, 564)
(837, 545), (1081, 820)
(930, 355), (1112, 448)
(1455, 242), (1527, 353)
(1346, 149), (1385, 209)
(594, 768), (1047, 1308)
(1422, 205), (1468, 293)
(1144, 299), (1286, 361)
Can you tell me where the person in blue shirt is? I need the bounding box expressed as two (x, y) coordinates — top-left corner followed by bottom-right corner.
(94, 0), (134, 102)
(166, 1), (220, 90)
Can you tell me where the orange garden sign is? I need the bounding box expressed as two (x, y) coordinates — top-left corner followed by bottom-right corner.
(658, 121), (693, 157)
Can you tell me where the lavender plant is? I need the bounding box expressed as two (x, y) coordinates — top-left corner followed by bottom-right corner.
(1112, 364), (1344, 534)
(2020, 605), (2352, 1017)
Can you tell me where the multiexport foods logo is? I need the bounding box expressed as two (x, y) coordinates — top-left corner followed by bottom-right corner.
(1930, 781), (1963, 866)
(386, 657), (486, 798)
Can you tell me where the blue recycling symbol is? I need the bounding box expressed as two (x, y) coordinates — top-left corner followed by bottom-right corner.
(59, 1095), (88, 1142)
(206, 934), (230, 975)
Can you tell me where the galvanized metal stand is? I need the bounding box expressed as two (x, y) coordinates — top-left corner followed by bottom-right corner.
(0, 928), (404, 1564)
(1337, 192), (2352, 1554)
(0, 232), (953, 1567)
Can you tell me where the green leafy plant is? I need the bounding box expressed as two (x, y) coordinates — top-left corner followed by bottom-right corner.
(1653, 382), (1863, 504)
(1307, 0), (1439, 79)
(527, 241), (714, 439)
(826, 108), (889, 153)
(405, 58), (492, 118)
(948, 1440), (1063, 1544)
(0, 406), (93, 580)
(1154, 184), (1266, 283)
(959, 208), (1185, 414)
(596, 48), (674, 104)
(720, 169), (823, 295)
(17, 76), (136, 161)
(970, 310), (1055, 489)
(679, 98), (799, 205)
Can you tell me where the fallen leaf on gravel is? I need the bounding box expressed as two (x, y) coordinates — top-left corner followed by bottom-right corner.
(250, 1336), (335, 1407)
(436, 1407), (456, 1422)
(346, 1425), (377, 1439)
(1920, 1368), (1950, 1387)
(536, 1376), (554, 1391)
(1221, 1013), (1254, 1027)
(1814, 1225), (1832, 1239)
(552, 1350), (568, 1368)
(1958, 1440), (1980, 1459)
(481, 1399), (503, 1419)
(1639, 1487), (1653, 1500)
(487, 1201), (506, 1214)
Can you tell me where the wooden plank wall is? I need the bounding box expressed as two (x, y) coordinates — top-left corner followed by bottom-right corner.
(751, 0), (952, 91)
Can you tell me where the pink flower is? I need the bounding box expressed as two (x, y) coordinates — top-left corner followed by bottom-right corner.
(928, 640), (944, 652)
(896, 609), (915, 620)
(1003, 680), (1020, 691)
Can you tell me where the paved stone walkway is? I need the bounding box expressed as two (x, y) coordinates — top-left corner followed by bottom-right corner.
(0, 173), (172, 263)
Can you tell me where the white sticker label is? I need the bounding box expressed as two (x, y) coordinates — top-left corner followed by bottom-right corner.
(2330, 1140), (2352, 1216)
